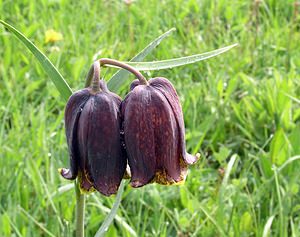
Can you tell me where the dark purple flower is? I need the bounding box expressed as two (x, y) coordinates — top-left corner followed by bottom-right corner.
(60, 80), (126, 196)
(121, 77), (198, 188)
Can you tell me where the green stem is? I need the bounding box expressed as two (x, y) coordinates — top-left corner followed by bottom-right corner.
(75, 181), (85, 237)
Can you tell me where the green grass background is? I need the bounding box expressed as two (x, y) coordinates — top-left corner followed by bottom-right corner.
(1, 0), (300, 236)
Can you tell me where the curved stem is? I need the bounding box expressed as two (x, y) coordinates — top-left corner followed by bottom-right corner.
(84, 65), (94, 88)
(84, 61), (102, 92)
(99, 58), (148, 85)
(75, 181), (85, 237)
(85, 58), (148, 88)
(91, 61), (101, 93)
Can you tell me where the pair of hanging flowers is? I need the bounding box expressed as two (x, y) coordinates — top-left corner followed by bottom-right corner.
(60, 59), (199, 196)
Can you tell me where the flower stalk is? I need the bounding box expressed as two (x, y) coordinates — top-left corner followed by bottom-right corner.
(91, 60), (101, 93)
(85, 58), (148, 88)
(75, 180), (85, 237)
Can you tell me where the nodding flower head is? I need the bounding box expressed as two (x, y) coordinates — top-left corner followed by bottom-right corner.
(60, 62), (126, 196)
(121, 77), (198, 188)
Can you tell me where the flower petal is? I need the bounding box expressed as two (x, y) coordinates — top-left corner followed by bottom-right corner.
(149, 88), (186, 184)
(78, 92), (126, 196)
(62, 89), (90, 180)
(122, 86), (156, 187)
(150, 77), (198, 165)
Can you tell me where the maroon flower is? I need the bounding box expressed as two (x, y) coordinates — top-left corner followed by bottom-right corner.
(60, 80), (126, 196)
(121, 77), (198, 188)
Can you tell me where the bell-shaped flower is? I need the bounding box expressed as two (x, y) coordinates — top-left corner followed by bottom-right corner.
(121, 77), (198, 188)
(60, 79), (126, 196)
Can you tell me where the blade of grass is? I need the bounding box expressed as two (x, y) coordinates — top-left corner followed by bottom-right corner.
(0, 205), (23, 237)
(262, 215), (275, 237)
(283, 92), (300, 104)
(221, 154), (237, 188)
(19, 206), (56, 237)
(28, 159), (64, 230)
(217, 154), (237, 234)
(273, 165), (286, 237)
(51, 183), (74, 198)
(0, 20), (72, 101)
(190, 206), (218, 237)
(90, 197), (137, 237)
(94, 181), (126, 237)
(106, 28), (176, 92)
(290, 218), (297, 237)
(198, 204), (226, 237)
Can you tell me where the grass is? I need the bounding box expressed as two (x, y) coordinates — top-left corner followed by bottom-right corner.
(1, 0), (300, 236)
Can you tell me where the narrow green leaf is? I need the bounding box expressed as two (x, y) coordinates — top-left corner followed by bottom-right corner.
(221, 154), (237, 188)
(277, 155), (300, 173)
(91, 195), (137, 237)
(94, 181), (126, 237)
(270, 128), (290, 165)
(105, 44), (237, 71)
(262, 215), (275, 237)
(284, 92), (300, 104)
(217, 154), (237, 233)
(0, 20), (72, 101)
(0, 206), (22, 237)
(107, 28), (176, 92)
(50, 184), (74, 198)
(197, 204), (226, 237)
(19, 206), (56, 237)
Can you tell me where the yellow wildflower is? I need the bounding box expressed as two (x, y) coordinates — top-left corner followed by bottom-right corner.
(45, 29), (63, 44)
